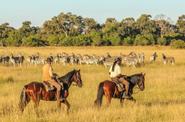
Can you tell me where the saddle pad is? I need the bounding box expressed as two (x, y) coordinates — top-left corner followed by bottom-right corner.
(43, 81), (55, 91)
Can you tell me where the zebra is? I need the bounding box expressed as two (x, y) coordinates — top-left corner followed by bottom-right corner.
(69, 53), (79, 65)
(120, 52), (139, 67)
(150, 52), (158, 63)
(162, 53), (175, 65)
(10, 54), (24, 66)
(138, 52), (145, 65)
(27, 53), (45, 65)
(103, 57), (117, 67)
(123, 56), (138, 67)
(0, 55), (10, 64)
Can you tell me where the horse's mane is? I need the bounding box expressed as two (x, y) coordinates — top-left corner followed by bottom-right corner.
(58, 70), (76, 83)
(127, 73), (144, 85)
(128, 73), (143, 77)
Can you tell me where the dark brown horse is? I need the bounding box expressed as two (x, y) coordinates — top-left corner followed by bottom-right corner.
(19, 69), (82, 114)
(94, 73), (145, 107)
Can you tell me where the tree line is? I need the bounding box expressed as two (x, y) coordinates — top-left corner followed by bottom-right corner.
(0, 12), (185, 48)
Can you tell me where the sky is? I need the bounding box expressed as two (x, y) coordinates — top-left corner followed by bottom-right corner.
(0, 0), (185, 28)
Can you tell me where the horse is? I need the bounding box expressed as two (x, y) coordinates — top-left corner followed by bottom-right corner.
(94, 73), (145, 107)
(19, 69), (83, 114)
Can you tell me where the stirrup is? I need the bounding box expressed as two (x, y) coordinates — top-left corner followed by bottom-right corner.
(60, 97), (66, 101)
(122, 93), (131, 99)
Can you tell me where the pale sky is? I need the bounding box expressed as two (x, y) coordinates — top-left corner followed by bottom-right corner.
(0, 0), (185, 28)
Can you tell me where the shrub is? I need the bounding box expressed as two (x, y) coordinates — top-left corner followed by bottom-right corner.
(59, 35), (92, 46)
(134, 34), (156, 46)
(22, 35), (48, 46)
(47, 35), (60, 46)
(170, 39), (185, 49)
(102, 33), (121, 46)
(123, 37), (134, 45)
(157, 37), (168, 45)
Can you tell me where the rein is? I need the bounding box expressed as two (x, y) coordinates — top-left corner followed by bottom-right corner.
(132, 86), (140, 94)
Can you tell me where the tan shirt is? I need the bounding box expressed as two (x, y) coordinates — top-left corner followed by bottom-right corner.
(42, 64), (53, 81)
(109, 64), (121, 78)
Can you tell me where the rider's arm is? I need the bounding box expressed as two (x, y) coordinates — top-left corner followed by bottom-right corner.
(49, 66), (53, 77)
(109, 66), (112, 75)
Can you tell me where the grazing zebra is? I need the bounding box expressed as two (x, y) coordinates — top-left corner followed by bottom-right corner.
(138, 53), (145, 64)
(123, 56), (138, 67)
(10, 54), (24, 66)
(0, 55), (10, 64)
(150, 52), (158, 63)
(162, 53), (175, 65)
(27, 53), (45, 65)
(120, 52), (139, 67)
(68, 53), (79, 65)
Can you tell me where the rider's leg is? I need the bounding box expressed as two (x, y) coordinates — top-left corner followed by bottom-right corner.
(119, 78), (130, 97)
(48, 80), (62, 103)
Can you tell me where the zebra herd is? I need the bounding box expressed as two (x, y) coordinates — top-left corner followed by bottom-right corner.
(0, 52), (175, 67)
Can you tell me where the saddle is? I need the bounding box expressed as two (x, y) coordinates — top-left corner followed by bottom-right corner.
(43, 81), (55, 91)
(116, 82), (125, 92)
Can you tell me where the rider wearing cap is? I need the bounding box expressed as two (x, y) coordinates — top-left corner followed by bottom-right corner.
(109, 57), (131, 99)
(42, 58), (64, 104)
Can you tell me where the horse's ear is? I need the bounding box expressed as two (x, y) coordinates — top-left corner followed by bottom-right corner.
(142, 73), (145, 76)
(78, 69), (80, 72)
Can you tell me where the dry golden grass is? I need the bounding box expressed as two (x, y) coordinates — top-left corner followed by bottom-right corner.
(0, 46), (185, 122)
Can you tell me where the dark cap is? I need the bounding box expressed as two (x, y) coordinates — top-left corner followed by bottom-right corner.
(114, 57), (122, 62)
(46, 57), (52, 63)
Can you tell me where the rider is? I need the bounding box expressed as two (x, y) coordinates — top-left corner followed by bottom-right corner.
(109, 57), (131, 99)
(42, 58), (64, 104)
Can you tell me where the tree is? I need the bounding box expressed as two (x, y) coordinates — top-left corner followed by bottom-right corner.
(176, 15), (185, 36)
(136, 14), (157, 35)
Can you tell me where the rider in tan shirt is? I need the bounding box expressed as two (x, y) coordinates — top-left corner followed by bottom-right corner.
(42, 58), (63, 104)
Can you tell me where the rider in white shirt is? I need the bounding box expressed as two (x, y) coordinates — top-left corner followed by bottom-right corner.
(109, 57), (131, 99)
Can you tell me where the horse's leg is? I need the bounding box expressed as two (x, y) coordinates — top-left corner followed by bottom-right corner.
(31, 92), (40, 116)
(105, 91), (112, 107)
(62, 100), (70, 114)
(57, 101), (61, 112)
(120, 98), (124, 107)
(128, 97), (136, 103)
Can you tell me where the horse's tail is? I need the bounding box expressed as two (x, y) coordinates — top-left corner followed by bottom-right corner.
(19, 87), (28, 112)
(94, 82), (104, 107)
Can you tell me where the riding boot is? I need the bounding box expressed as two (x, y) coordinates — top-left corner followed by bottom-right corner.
(121, 79), (131, 99)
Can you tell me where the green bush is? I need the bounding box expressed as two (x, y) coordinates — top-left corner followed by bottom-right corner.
(170, 39), (185, 49)
(47, 35), (60, 46)
(134, 34), (156, 46)
(59, 35), (92, 46)
(157, 37), (168, 45)
(123, 37), (134, 45)
(22, 35), (48, 47)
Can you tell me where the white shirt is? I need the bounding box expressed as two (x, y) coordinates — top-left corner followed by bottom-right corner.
(109, 64), (121, 78)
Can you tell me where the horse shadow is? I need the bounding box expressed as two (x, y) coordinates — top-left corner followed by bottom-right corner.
(142, 99), (185, 107)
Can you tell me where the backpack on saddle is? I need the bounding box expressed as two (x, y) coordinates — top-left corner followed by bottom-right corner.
(112, 75), (128, 92)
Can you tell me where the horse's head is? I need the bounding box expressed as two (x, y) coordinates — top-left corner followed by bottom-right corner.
(136, 73), (145, 91)
(72, 69), (83, 87)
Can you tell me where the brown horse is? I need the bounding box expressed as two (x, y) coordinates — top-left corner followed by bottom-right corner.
(94, 73), (145, 107)
(19, 69), (82, 114)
